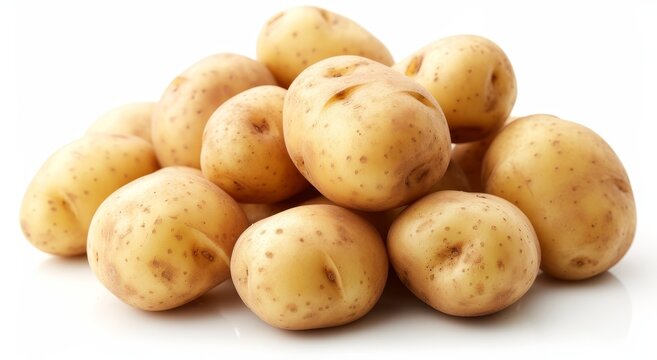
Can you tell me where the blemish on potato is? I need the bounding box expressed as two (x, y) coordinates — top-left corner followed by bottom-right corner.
(265, 251), (274, 258)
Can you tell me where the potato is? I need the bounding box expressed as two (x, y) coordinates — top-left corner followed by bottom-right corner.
(388, 191), (540, 316)
(393, 35), (516, 143)
(284, 55), (451, 211)
(426, 160), (471, 193)
(152, 53), (276, 168)
(452, 116), (517, 192)
(231, 204), (388, 330)
(86, 102), (155, 143)
(19, 134), (159, 256)
(87, 167), (248, 311)
(201, 85), (308, 203)
(257, 6), (394, 88)
(482, 115), (636, 280)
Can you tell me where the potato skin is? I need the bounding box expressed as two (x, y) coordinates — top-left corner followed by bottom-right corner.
(394, 35), (516, 143)
(152, 53), (276, 168)
(19, 134), (159, 256)
(231, 204), (388, 330)
(257, 6), (394, 88)
(388, 191), (540, 316)
(284, 55), (451, 211)
(87, 167), (248, 311)
(201, 85), (308, 203)
(482, 115), (636, 280)
(87, 102), (155, 143)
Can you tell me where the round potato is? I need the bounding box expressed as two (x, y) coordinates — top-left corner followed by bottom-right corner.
(257, 6), (394, 88)
(231, 204), (388, 330)
(388, 191), (540, 316)
(152, 53), (276, 168)
(19, 134), (159, 256)
(452, 116), (517, 192)
(86, 102), (155, 143)
(201, 85), (308, 203)
(394, 35), (517, 143)
(87, 167), (249, 311)
(284, 55), (451, 211)
(482, 115), (636, 280)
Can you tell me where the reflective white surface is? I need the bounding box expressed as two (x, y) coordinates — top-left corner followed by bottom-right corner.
(2, 0), (656, 358)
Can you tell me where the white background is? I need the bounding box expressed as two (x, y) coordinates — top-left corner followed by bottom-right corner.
(2, 0), (656, 358)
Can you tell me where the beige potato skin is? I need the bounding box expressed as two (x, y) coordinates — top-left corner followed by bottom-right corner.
(452, 116), (517, 192)
(87, 167), (248, 311)
(152, 53), (276, 168)
(231, 204), (388, 330)
(284, 55), (451, 211)
(482, 115), (636, 280)
(388, 191), (540, 316)
(201, 86), (308, 203)
(87, 102), (155, 143)
(394, 35), (516, 143)
(19, 135), (159, 256)
(257, 6), (394, 88)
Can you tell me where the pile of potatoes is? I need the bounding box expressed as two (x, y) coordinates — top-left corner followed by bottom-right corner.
(19, 6), (635, 330)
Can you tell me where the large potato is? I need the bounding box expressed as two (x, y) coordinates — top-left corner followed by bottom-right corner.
(86, 102), (155, 143)
(20, 134), (159, 256)
(482, 115), (636, 280)
(231, 204), (388, 330)
(152, 53), (276, 168)
(87, 167), (248, 311)
(388, 191), (540, 316)
(394, 35), (516, 143)
(201, 85), (308, 203)
(257, 6), (394, 88)
(284, 55), (451, 211)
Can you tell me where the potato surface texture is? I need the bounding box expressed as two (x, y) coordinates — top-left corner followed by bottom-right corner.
(87, 167), (248, 311)
(152, 53), (276, 168)
(482, 115), (636, 280)
(394, 35), (516, 142)
(20, 134), (159, 256)
(231, 204), (388, 330)
(388, 191), (540, 316)
(87, 102), (155, 143)
(201, 85), (308, 203)
(284, 55), (451, 211)
(257, 6), (394, 88)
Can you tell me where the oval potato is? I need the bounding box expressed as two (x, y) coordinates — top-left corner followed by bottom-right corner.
(482, 114), (636, 280)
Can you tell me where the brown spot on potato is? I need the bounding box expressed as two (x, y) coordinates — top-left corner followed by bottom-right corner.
(476, 282), (485, 295)
(497, 260), (505, 271)
(571, 256), (598, 268)
(275, 228), (283, 234)
(287, 303), (298, 312)
(325, 269), (336, 282)
(252, 120), (269, 133)
(265, 251), (273, 258)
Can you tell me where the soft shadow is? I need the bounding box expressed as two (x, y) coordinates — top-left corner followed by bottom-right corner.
(37, 254), (90, 274)
(142, 281), (245, 321)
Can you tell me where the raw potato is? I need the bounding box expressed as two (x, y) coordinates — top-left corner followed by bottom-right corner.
(482, 115), (636, 280)
(394, 35), (516, 143)
(284, 55), (451, 211)
(231, 204), (388, 330)
(87, 167), (249, 311)
(452, 116), (517, 191)
(257, 6), (394, 88)
(87, 102), (155, 143)
(388, 191), (540, 316)
(426, 160), (471, 193)
(20, 134), (159, 256)
(152, 53), (276, 168)
(201, 85), (308, 203)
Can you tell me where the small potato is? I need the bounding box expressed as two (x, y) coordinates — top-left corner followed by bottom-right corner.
(152, 53), (276, 168)
(452, 116), (517, 191)
(19, 134), (159, 256)
(394, 35), (517, 142)
(257, 6), (394, 87)
(284, 55), (451, 211)
(87, 167), (248, 311)
(482, 115), (636, 280)
(388, 191), (540, 316)
(201, 85), (308, 203)
(231, 204), (388, 330)
(86, 102), (155, 143)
